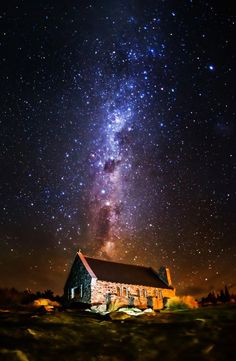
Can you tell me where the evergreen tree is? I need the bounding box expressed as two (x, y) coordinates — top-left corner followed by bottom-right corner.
(219, 289), (226, 302)
(224, 285), (230, 302)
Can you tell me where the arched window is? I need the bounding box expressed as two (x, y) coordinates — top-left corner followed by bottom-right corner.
(143, 289), (147, 297)
(117, 286), (121, 296)
(122, 287), (129, 297)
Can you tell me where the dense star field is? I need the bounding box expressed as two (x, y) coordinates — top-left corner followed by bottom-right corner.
(0, 0), (235, 296)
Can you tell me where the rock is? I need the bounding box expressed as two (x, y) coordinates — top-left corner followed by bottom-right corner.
(90, 304), (108, 314)
(118, 307), (142, 314)
(0, 349), (29, 361)
(143, 308), (156, 314)
(107, 299), (127, 312)
(202, 344), (214, 354)
(118, 307), (155, 316)
(109, 311), (132, 320)
(26, 328), (43, 339)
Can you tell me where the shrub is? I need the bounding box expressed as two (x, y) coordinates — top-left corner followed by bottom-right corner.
(166, 296), (198, 310)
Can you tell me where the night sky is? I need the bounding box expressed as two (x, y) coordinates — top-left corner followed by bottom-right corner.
(0, 0), (235, 297)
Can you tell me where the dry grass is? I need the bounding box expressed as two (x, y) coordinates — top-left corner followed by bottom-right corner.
(0, 305), (235, 361)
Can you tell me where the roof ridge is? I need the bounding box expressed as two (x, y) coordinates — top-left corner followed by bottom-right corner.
(79, 253), (173, 290)
(84, 255), (154, 270)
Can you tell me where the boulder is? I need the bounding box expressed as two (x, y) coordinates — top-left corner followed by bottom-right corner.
(118, 307), (155, 316)
(109, 311), (132, 320)
(0, 349), (29, 361)
(90, 304), (108, 314)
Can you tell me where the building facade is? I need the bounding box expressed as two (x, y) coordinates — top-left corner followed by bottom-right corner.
(64, 251), (175, 310)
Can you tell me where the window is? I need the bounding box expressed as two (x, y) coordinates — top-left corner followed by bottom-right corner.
(70, 288), (75, 299)
(137, 289), (141, 297)
(117, 286), (121, 296)
(159, 290), (163, 299)
(143, 289), (147, 297)
(122, 287), (129, 297)
(80, 284), (83, 298)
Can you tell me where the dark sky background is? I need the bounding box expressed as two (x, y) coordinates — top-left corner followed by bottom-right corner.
(0, 0), (235, 297)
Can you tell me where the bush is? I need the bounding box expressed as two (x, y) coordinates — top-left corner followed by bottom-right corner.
(166, 296), (198, 311)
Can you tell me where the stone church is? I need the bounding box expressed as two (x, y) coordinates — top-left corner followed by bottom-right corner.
(64, 250), (175, 310)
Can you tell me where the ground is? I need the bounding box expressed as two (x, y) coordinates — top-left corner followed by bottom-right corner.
(0, 305), (235, 361)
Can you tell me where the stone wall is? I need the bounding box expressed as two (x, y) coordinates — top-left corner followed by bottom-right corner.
(64, 255), (92, 304)
(64, 253), (176, 309)
(91, 280), (175, 310)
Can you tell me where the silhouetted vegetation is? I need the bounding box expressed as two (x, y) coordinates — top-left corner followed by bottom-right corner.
(200, 286), (236, 306)
(0, 288), (62, 306)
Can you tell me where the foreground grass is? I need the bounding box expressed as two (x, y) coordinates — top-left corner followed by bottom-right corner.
(0, 305), (235, 361)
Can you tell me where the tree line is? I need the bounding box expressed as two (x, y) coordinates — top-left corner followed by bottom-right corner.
(0, 288), (62, 306)
(200, 285), (235, 305)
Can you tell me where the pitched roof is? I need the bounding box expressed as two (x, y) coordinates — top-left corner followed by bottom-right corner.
(84, 255), (173, 289)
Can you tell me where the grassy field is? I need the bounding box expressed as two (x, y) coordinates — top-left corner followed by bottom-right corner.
(0, 305), (235, 361)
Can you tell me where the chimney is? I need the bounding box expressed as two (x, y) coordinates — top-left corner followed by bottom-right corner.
(159, 266), (172, 286)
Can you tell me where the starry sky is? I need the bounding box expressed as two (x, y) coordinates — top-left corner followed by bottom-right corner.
(0, 0), (235, 297)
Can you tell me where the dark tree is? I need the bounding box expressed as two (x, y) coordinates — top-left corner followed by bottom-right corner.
(224, 286), (231, 302)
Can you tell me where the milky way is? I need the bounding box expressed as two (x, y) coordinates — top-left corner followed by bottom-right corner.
(88, 108), (133, 256)
(82, 8), (176, 257)
(0, 1), (235, 295)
